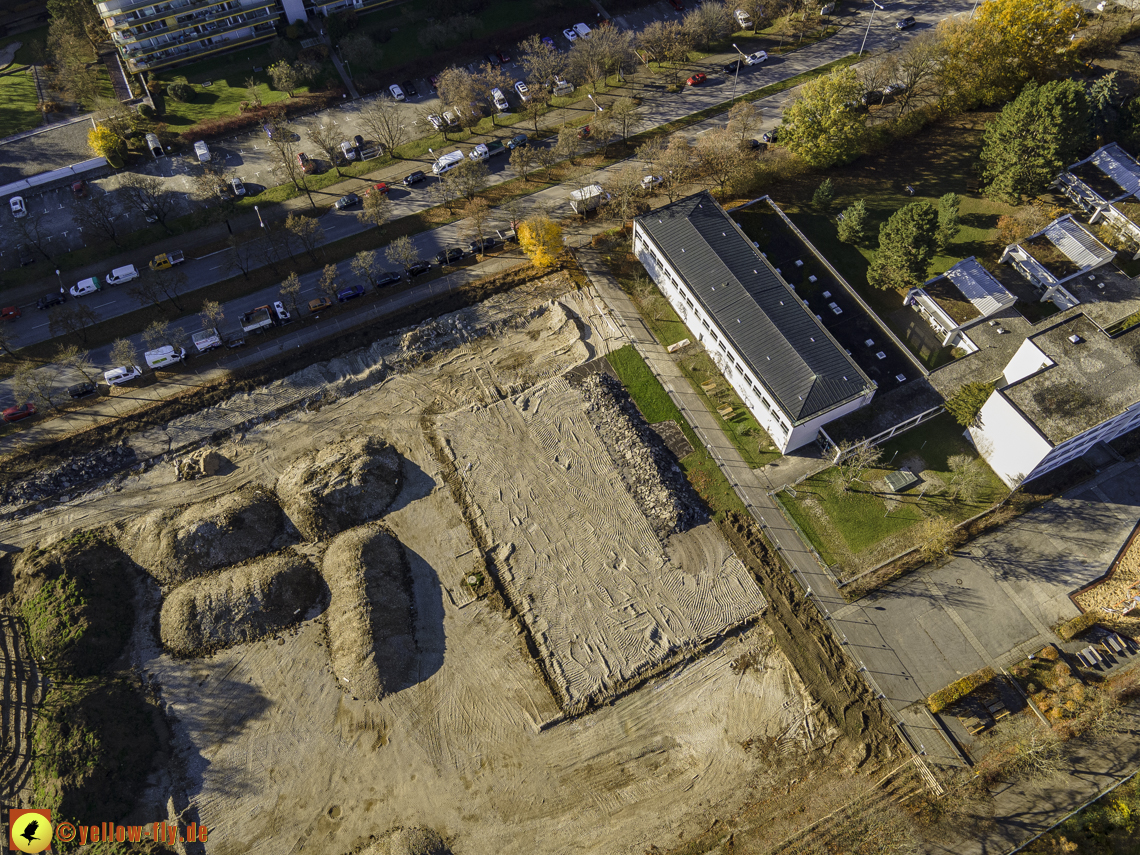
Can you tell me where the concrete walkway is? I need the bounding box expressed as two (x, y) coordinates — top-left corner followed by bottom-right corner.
(323, 32), (361, 101)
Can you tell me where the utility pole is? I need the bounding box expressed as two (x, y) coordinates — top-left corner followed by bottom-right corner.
(859, 0), (884, 57)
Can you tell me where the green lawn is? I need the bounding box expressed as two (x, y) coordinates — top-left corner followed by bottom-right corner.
(0, 67), (42, 136)
(0, 25), (48, 68)
(607, 344), (749, 520)
(1021, 773), (1140, 855)
(777, 414), (1007, 576)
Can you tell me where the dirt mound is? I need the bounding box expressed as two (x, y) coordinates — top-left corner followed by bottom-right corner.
(322, 523), (415, 700)
(10, 530), (138, 678)
(276, 436), (402, 540)
(116, 485), (297, 589)
(387, 827), (449, 855)
(175, 448), (225, 480)
(159, 551), (324, 656)
(580, 372), (705, 537)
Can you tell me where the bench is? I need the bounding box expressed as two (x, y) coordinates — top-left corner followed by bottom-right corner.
(717, 405), (734, 418)
(987, 699), (1010, 721)
(700, 380), (717, 392)
(1104, 633), (1128, 656)
(1077, 646), (1104, 668)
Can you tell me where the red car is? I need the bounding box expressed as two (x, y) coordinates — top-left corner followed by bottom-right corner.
(669, 0), (684, 10)
(372, 182), (389, 195)
(578, 125), (592, 139)
(687, 72), (707, 86)
(1, 306), (21, 321)
(2, 402), (36, 423)
(296, 152), (315, 173)
(71, 180), (86, 197)
(428, 75), (439, 91)
(496, 50), (511, 64)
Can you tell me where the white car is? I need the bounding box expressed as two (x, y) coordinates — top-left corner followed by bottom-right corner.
(744, 51), (768, 65)
(884, 82), (907, 97)
(574, 23), (592, 38)
(562, 27), (578, 41)
(641, 175), (663, 191)
(427, 114), (445, 131)
(70, 276), (101, 297)
(230, 176), (246, 196)
(193, 140), (210, 162)
(340, 140), (356, 160)
(514, 80), (531, 102)
(442, 110), (459, 127)
(491, 87), (510, 112)
(104, 365), (142, 386)
(9, 196), (26, 218)
(389, 83), (406, 101)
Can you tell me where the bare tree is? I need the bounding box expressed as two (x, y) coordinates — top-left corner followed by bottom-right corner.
(727, 100), (761, 144)
(426, 175), (459, 214)
(461, 197), (494, 254)
(199, 299), (227, 342)
(350, 250), (380, 289)
(285, 213), (323, 264)
(556, 124), (582, 165)
(47, 303), (99, 343)
(437, 65), (478, 115)
(265, 123), (317, 208)
(916, 515), (958, 564)
(226, 234), (259, 280)
(517, 34), (567, 90)
(72, 190), (121, 247)
(510, 144), (538, 181)
(110, 338), (139, 369)
(638, 19), (692, 79)
(142, 319), (186, 351)
(605, 163), (645, 223)
(832, 441), (883, 490)
(476, 61), (514, 127)
(652, 134), (696, 202)
(318, 263), (340, 300)
(278, 272), (303, 316)
(683, 0), (733, 49)
(357, 190), (393, 232)
(56, 344), (99, 383)
(6, 207), (55, 260)
(12, 362), (65, 412)
(946, 454), (988, 503)
(444, 158), (489, 202)
(695, 129), (741, 196)
(386, 235), (421, 272)
(521, 95), (549, 134)
(152, 269), (189, 311)
(893, 31), (942, 115)
(610, 96), (642, 141)
(359, 97), (409, 156)
(308, 120), (345, 176)
(0, 324), (19, 358)
(118, 173), (179, 232)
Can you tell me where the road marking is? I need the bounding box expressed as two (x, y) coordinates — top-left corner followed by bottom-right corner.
(93, 301), (116, 309)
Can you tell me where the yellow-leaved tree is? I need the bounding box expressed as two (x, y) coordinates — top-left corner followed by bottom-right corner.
(88, 124), (126, 167)
(518, 215), (564, 269)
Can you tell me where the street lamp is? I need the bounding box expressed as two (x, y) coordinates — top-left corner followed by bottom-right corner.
(731, 43), (743, 101)
(254, 205), (265, 229)
(55, 268), (63, 295)
(859, 0), (884, 57)
(587, 93), (602, 112)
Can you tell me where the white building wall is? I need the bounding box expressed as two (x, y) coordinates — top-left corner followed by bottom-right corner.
(633, 223), (869, 453)
(970, 391), (1053, 489)
(1029, 402), (1140, 482)
(1001, 338), (1054, 385)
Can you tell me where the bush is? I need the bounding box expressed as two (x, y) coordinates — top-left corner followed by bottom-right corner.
(1056, 610), (1100, 641)
(285, 23), (301, 39)
(137, 103), (155, 120)
(1040, 644), (1061, 662)
(167, 81), (196, 102)
(298, 44), (329, 63)
(928, 666), (996, 713)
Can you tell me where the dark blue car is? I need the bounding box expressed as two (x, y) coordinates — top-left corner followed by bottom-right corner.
(336, 284), (366, 302)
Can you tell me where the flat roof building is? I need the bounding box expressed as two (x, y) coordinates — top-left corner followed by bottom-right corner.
(906, 257), (1016, 348)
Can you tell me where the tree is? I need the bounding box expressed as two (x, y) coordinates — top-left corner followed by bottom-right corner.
(56, 345), (99, 384)
(555, 124), (582, 165)
(736, 0), (766, 32)
(936, 192), (962, 251)
(142, 319), (186, 352)
(350, 251), (380, 289)
(340, 33), (380, 73)
(436, 66), (478, 115)
(445, 158), (489, 202)
(638, 19), (692, 80)
(892, 31), (941, 116)
(357, 190), (392, 232)
(6, 207), (55, 260)
(199, 300), (226, 341)
(996, 201), (1060, 247)
(517, 33), (567, 91)
(461, 197), (493, 255)
(981, 79), (1090, 203)
(152, 270), (189, 311)
(268, 60), (299, 97)
(522, 96), (549, 134)
(652, 134), (695, 202)
(359, 98), (407, 156)
(727, 100), (760, 144)
(265, 120), (316, 208)
(244, 75), (263, 110)
(386, 235), (421, 272)
(812, 178), (835, 212)
(477, 61), (514, 126)
(118, 173), (178, 232)
(308, 120), (345, 177)
(227, 234), (259, 280)
(610, 96), (642, 141)
(87, 124), (126, 165)
(510, 144), (538, 181)
(12, 362), (65, 413)
(518, 216), (564, 269)
(110, 338), (139, 369)
(278, 273), (303, 316)
(867, 201), (939, 292)
(318, 264), (340, 300)
(694, 129), (740, 196)
(832, 442), (882, 490)
(837, 199), (868, 245)
(0, 324), (18, 358)
(591, 111), (616, 157)
(285, 213), (323, 264)
(945, 381), (994, 427)
(682, 1), (732, 50)
(47, 303), (99, 343)
(946, 454), (987, 503)
(605, 163), (645, 223)
(780, 66), (867, 168)
(72, 191), (122, 246)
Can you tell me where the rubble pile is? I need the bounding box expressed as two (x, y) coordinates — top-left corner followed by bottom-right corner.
(0, 443), (137, 507)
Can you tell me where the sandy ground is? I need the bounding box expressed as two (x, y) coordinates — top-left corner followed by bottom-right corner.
(3, 280), (820, 855)
(1076, 521), (1140, 614)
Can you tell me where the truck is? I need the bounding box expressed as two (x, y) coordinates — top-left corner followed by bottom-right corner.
(469, 141), (507, 162)
(150, 250), (184, 270)
(432, 150), (465, 175)
(569, 184), (609, 214)
(239, 305), (275, 334)
(192, 327), (222, 353)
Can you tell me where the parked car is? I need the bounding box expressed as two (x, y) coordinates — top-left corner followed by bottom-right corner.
(400, 79), (418, 98)
(105, 264), (139, 285)
(389, 83), (406, 101)
(70, 276), (101, 297)
(403, 170), (426, 186)
(442, 110), (459, 127)
(17, 244), (34, 266)
(686, 72), (707, 86)
(507, 133), (529, 150)
(297, 152), (315, 173)
(884, 82), (907, 97)
(1, 306), (22, 320)
(9, 196), (26, 218)
(491, 87), (510, 112)
(354, 134), (365, 150)
(143, 206), (159, 223)
(405, 260), (432, 277)
(340, 140), (356, 161)
(541, 36), (556, 50)
(743, 138), (765, 151)
(861, 89), (885, 106)
(376, 270), (402, 288)
(896, 16), (916, 29)
(71, 180), (86, 197)
(308, 296), (333, 313)
(428, 74), (439, 90)
(669, 0), (684, 10)
(641, 175), (663, 191)
(744, 50), (768, 65)
(334, 193), (362, 210)
(761, 129), (779, 143)
(485, 53), (501, 67)
(723, 59), (743, 74)
(573, 23), (592, 38)
(427, 113), (445, 131)
(193, 140), (210, 162)
(337, 283), (366, 302)
(469, 237), (499, 254)
(514, 80), (531, 102)
(263, 123), (276, 139)
(371, 182), (389, 195)
(230, 177), (246, 196)
(578, 125), (592, 139)
(562, 26), (578, 41)
(68, 381), (97, 399)
(36, 293), (65, 310)
(434, 247), (466, 265)
(104, 365), (142, 386)
(2, 402), (36, 423)
(497, 49), (511, 64)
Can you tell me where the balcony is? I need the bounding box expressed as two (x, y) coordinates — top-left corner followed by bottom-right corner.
(124, 25), (273, 71)
(116, 0), (273, 47)
(129, 8), (276, 59)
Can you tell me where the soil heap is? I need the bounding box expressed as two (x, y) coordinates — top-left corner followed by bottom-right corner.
(159, 550), (323, 656)
(321, 522), (415, 700)
(115, 485), (297, 589)
(276, 436), (402, 541)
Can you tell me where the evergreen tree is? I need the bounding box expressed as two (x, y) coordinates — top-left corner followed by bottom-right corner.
(936, 192), (962, 251)
(867, 201), (939, 291)
(812, 178), (835, 212)
(837, 199), (868, 244)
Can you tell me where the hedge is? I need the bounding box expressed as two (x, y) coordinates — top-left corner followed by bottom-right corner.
(1056, 611), (1101, 642)
(928, 666), (996, 713)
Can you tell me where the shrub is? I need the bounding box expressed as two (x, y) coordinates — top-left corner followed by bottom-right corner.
(39, 100), (60, 113)
(167, 81), (196, 102)
(928, 666), (996, 713)
(137, 103), (155, 120)
(1052, 660), (1072, 679)
(1040, 644), (1061, 662)
(1056, 610), (1100, 641)
(285, 24), (301, 39)
(945, 381), (994, 427)
(298, 44), (329, 63)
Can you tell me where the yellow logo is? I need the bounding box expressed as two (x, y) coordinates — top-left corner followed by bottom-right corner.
(9, 809), (52, 853)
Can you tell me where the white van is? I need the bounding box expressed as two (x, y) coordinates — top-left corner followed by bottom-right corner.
(106, 264), (139, 285)
(193, 140), (210, 163)
(146, 132), (165, 158)
(735, 9), (753, 28)
(144, 345), (186, 369)
(552, 78), (575, 97)
(573, 23), (592, 38)
(432, 150), (465, 175)
(105, 365), (142, 386)
(70, 276), (101, 297)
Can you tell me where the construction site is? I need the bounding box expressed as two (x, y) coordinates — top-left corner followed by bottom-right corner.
(0, 268), (907, 855)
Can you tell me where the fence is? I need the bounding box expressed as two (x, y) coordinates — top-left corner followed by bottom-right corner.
(818, 404), (945, 463)
(0, 157), (109, 199)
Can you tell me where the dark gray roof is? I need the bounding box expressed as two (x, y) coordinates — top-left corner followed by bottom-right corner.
(636, 193), (873, 422)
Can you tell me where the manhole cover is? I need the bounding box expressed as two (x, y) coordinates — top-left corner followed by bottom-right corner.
(956, 578), (963, 585)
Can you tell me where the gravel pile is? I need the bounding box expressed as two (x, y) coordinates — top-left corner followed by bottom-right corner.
(0, 443), (137, 508)
(276, 436), (402, 540)
(116, 485), (298, 589)
(159, 550), (323, 656)
(386, 827), (449, 855)
(322, 523), (416, 700)
(580, 373), (704, 538)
